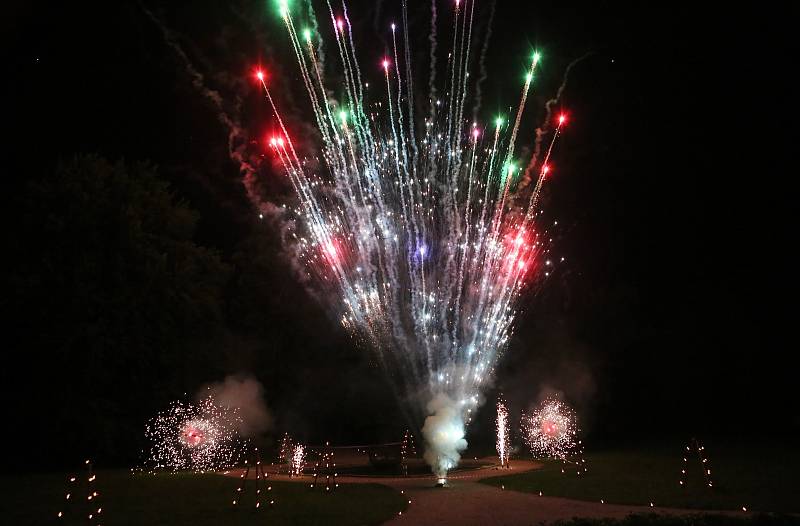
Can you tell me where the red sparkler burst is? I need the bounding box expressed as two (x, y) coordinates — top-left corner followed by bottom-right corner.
(541, 419), (559, 437)
(180, 423), (206, 447)
(521, 397), (578, 461)
(144, 397), (246, 472)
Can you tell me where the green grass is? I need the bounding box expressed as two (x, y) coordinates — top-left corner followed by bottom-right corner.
(552, 514), (800, 526)
(480, 443), (800, 514)
(0, 470), (406, 526)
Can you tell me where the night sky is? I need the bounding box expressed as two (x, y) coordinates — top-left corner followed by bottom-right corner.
(4, 2), (794, 470)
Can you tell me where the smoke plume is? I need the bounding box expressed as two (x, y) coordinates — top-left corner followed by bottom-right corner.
(421, 394), (468, 478)
(200, 375), (272, 438)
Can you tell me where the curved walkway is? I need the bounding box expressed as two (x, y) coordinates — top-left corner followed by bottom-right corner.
(226, 458), (750, 525)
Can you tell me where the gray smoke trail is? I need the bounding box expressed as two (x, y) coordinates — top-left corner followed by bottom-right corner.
(139, 3), (267, 214)
(471, 0), (496, 121)
(519, 52), (594, 192)
(373, 0), (384, 34)
(428, 0), (438, 107)
(141, 4), (324, 297)
(304, 0), (326, 66)
(201, 375), (272, 438)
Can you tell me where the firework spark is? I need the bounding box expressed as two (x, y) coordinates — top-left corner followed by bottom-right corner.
(521, 397), (578, 461)
(290, 444), (306, 477)
(259, 0), (570, 478)
(279, 432), (294, 473)
(496, 398), (511, 467)
(144, 397), (246, 472)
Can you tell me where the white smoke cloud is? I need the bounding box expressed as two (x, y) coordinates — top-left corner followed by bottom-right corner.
(421, 394), (468, 479)
(201, 375), (272, 438)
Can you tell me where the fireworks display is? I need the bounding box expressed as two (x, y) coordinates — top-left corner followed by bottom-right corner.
(521, 397), (578, 461)
(496, 397), (511, 467)
(144, 397), (246, 472)
(259, 0), (569, 477)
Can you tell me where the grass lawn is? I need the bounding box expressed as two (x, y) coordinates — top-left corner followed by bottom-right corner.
(480, 442), (799, 514)
(552, 514), (800, 526)
(0, 470), (406, 526)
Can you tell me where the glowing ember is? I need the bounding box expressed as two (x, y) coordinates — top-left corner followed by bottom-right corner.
(180, 421), (207, 447)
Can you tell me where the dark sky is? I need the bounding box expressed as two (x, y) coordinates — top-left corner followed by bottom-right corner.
(4, 1), (795, 465)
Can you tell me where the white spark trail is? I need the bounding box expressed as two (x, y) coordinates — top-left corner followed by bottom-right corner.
(261, 0), (571, 479)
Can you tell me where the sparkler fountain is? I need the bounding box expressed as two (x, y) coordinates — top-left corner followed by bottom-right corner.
(258, 0), (570, 483)
(290, 444), (307, 477)
(496, 397), (511, 468)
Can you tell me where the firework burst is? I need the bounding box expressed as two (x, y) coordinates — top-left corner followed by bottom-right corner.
(521, 397), (578, 461)
(258, 0), (572, 478)
(144, 397), (246, 472)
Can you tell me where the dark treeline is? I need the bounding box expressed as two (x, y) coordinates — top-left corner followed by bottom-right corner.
(4, 155), (404, 470)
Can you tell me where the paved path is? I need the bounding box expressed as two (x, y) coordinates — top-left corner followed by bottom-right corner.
(226, 458), (749, 525)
